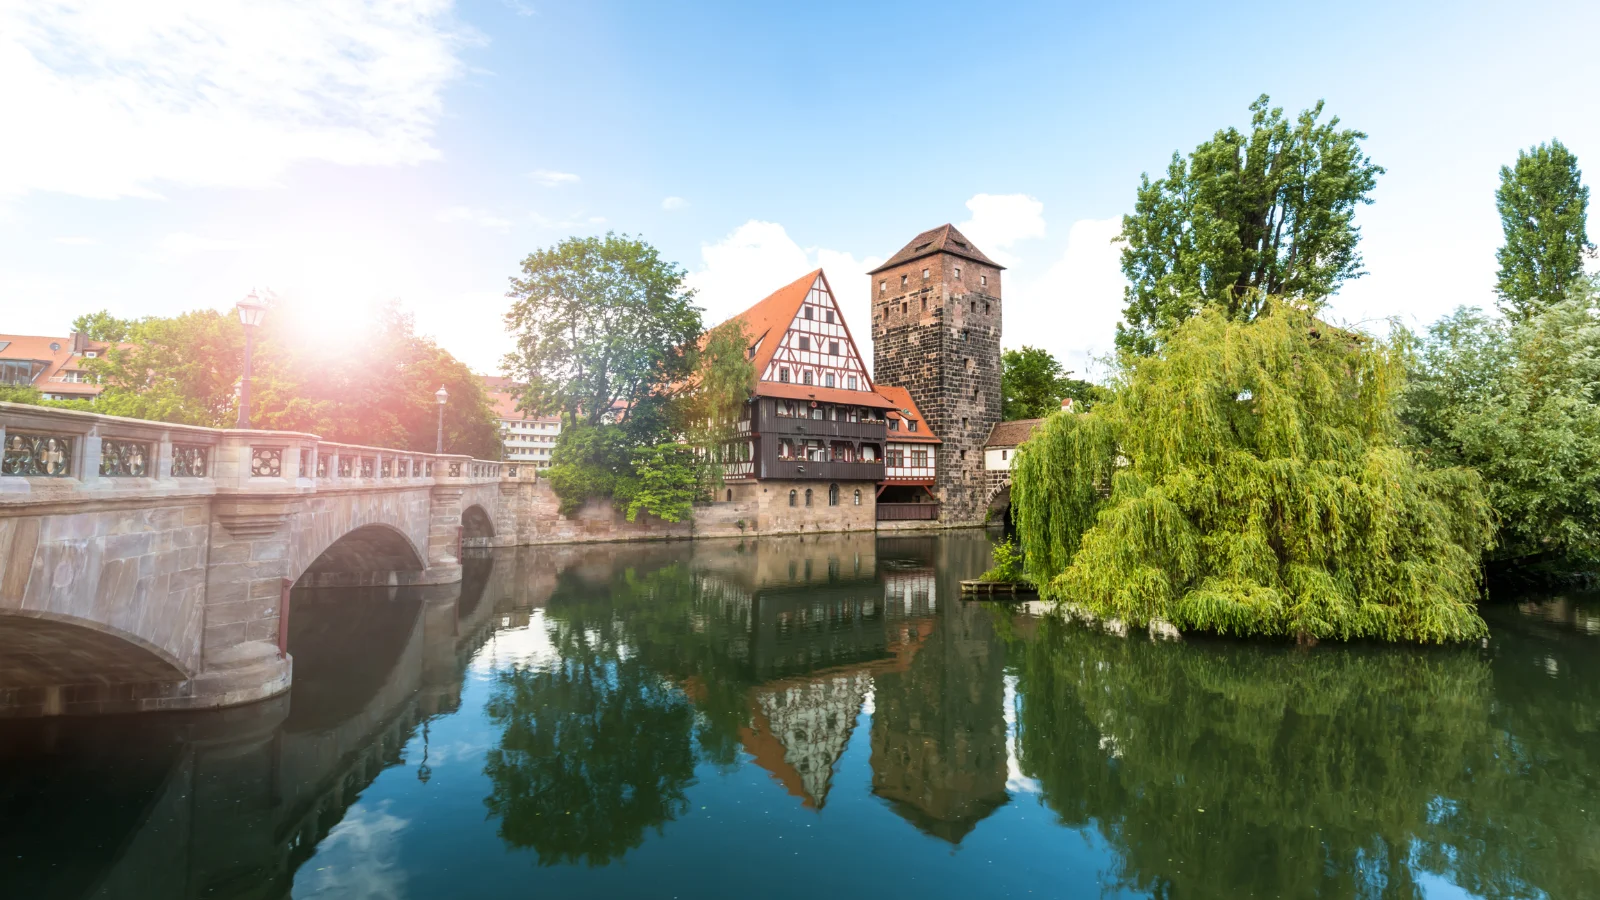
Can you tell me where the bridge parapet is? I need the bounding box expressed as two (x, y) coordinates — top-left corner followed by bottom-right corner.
(0, 402), (505, 717)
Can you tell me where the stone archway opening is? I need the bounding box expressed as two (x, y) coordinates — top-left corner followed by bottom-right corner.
(461, 504), (495, 551)
(0, 616), (189, 717)
(296, 524), (427, 590)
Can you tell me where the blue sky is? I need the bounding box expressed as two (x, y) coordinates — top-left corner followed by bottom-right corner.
(4, 0), (1597, 377)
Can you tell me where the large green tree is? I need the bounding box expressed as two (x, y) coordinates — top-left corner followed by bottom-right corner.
(1403, 281), (1600, 570)
(1000, 346), (1102, 419)
(1116, 95), (1383, 356)
(1012, 300), (1493, 643)
(503, 233), (702, 428)
(1494, 139), (1593, 322)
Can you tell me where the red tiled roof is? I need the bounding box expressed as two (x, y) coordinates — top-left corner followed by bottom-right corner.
(479, 375), (558, 422)
(874, 385), (940, 444)
(0, 333), (118, 396)
(711, 269), (819, 377)
(867, 223), (1004, 275)
(985, 418), (1046, 449)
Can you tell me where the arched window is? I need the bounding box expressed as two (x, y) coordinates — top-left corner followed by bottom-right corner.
(726, 488), (733, 502)
(805, 488), (813, 507)
(853, 489), (862, 506)
(789, 489), (797, 507)
(828, 483), (839, 506)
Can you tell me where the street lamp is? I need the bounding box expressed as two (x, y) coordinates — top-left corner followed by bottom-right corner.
(235, 290), (267, 429)
(435, 385), (449, 453)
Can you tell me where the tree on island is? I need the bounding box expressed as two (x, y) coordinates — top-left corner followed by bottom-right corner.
(1403, 279), (1600, 572)
(1116, 95), (1382, 356)
(1494, 139), (1593, 322)
(1000, 346), (1103, 419)
(1011, 301), (1493, 643)
(504, 233), (754, 520)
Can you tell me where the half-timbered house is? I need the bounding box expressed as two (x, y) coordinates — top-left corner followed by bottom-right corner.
(873, 384), (941, 523)
(714, 269), (897, 532)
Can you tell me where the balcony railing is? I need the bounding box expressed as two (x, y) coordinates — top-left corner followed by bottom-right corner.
(877, 502), (939, 521)
(763, 458), (884, 482)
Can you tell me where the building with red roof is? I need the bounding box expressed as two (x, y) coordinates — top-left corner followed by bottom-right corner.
(480, 375), (561, 468)
(0, 332), (118, 401)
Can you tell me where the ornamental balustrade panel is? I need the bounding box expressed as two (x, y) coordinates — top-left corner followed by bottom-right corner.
(2, 433), (72, 477)
(100, 440), (152, 477)
(171, 444), (209, 477)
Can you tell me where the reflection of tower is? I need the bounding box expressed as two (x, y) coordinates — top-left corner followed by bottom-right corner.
(869, 585), (1009, 842)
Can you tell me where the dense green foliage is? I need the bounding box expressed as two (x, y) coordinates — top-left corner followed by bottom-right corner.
(0, 385), (93, 411)
(504, 232), (701, 427)
(1494, 140), (1593, 322)
(1116, 95), (1382, 356)
(77, 303), (500, 456)
(516, 235), (756, 520)
(1403, 282), (1600, 569)
(1012, 301), (1494, 642)
(1000, 346), (1102, 418)
(977, 537), (1028, 585)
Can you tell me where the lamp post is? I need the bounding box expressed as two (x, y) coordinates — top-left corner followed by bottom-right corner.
(235, 291), (267, 429)
(435, 385), (449, 453)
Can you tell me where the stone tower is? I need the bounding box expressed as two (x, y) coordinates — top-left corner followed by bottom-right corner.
(869, 225), (1002, 524)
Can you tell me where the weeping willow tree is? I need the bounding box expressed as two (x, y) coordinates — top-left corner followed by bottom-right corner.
(1012, 300), (1494, 642)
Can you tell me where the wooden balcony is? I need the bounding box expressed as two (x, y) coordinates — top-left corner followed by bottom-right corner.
(877, 502), (939, 521)
(761, 458), (884, 482)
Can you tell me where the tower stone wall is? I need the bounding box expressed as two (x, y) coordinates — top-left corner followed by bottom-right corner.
(870, 231), (1002, 525)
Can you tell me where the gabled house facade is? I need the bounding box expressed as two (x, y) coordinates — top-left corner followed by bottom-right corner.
(714, 270), (899, 532)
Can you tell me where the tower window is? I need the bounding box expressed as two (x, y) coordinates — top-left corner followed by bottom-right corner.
(901, 274), (908, 287)
(965, 358), (973, 371)
(922, 268), (929, 279)
(921, 298), (926, 312)
(961, 330), (969, 342)
(880, 280), (887, 293)
(804, 307), (813, 320)
(981, 274), (987, 286)
(971, 301), (976, 313)
(962, 417), (969, 430)
(901, 302), (907, 314)
(985, 301), (991, 314)
(829, 340), (839, 356)
(960, 448), (967, 460)
(954, 266), (961, 278)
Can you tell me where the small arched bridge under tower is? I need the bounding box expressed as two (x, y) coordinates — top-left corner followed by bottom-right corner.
(0, 403), (513, 718)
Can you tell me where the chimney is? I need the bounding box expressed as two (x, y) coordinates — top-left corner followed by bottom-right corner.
(1060, 397), (1074, 413)
(71, 332), (91, 354)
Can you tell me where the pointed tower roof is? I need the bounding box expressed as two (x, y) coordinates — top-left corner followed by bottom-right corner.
(868, 223), (1004, 275)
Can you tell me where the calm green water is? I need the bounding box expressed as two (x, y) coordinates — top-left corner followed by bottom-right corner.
(3, 532), (1597, 899)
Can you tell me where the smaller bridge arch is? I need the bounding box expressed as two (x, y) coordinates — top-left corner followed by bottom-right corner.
(294, 523), (429, 589)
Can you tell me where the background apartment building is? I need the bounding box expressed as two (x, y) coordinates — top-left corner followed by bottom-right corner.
(482, 376), (561, 467)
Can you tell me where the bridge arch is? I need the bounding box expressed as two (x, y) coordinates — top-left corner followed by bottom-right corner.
(0, 613), (190, 714)
(461, 503), (495, 549)
(293, 523), (428, 589)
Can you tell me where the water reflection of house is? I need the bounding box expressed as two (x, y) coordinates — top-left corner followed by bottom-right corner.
(691, 540), (946, 810)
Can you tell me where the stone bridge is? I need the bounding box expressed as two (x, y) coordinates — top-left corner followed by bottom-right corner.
(0, 402), (523, 717)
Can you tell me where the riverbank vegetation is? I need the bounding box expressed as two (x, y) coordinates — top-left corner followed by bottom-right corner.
(503, 233), (756, 521)
(1011, 95), (1596, 640)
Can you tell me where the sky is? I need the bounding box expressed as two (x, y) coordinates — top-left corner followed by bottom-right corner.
(3, 0), (1598, 379)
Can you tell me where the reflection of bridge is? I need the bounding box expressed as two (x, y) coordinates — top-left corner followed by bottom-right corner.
(0, 403), (516, 716)
(0, 552), (534, 899)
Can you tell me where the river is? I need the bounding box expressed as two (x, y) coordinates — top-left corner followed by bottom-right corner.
(2, 531), (1595, 899)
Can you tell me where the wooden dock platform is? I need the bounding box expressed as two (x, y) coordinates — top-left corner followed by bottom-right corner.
(960, 579), (1038, 597)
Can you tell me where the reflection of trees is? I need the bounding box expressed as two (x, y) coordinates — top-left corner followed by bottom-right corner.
(1011, 614), (1600, 899)
(483, 653), (696, 867)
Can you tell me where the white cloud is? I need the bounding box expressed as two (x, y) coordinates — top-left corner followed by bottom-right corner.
(0, 0), (471, 200)
(436, 205), (513, 230)
(149, 231), (258, 261)
(661, 196), (689, 211)
(295, 800), (410, 900)
(685, 220), (882, 371)
(528, 211), (604, 230)
(1008, 218), (1126, 381)
(528, 169), (580, 186)
(54, 236), (97, 245)
(958, 193), (1047, 266)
